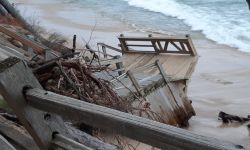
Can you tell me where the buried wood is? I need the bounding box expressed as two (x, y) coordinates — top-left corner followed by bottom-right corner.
(26, 88), (249, 150)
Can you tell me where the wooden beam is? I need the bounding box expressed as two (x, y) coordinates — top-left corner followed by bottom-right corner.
(25, 88), (248, 150)
(127, 70), (145, 96)
(0, 57), (71, 149)
(0, 115), (39, 150)
(118, 36), (188, 42)
(97, 43), (122, 53)
(0, 25), (46, 54)
(92, 57), (123, 66)
(0, 134), (16, 150)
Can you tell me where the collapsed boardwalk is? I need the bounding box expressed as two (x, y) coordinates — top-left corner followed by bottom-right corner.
(0, 57), (249, 150)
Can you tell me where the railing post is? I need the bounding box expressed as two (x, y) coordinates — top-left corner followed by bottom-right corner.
(185, 34), (197, 56)
(72, 35), (76, 53)
(102, 45), (107, 58)
(114, 55), (124, 75)
(0, 57), (71, 149)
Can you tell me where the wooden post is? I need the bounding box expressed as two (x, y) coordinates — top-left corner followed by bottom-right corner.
(155, 60), (169, 82)
(25, 88), (248, 150)
(127, 70), (144, 96)
(185, 34), (197, 56)
(0, 57), (70, 149)
(114, 55), (124, 75)
(72, 35), (76, 53)
(102, 45), (107, 58)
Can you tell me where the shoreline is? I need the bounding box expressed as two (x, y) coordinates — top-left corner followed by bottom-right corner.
(11, 0), (250, 146)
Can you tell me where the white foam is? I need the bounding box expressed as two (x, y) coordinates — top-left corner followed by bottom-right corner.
(121, 0), (250, 52)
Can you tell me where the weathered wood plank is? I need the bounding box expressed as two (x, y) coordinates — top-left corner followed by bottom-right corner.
(52, 134), (93, 150)
(0, 134), (16, 150)
(97, 43), (122, 53)
(26, 88), (249, 150)
(65, 124), (117, 150)
(0, 25), (46, 54)
(0, 115), (39, 150)
(118, 36), (189, 42)
(127, 70), (144, 96)
(92, 57), (123, 66)
(0, 57), (70, 149)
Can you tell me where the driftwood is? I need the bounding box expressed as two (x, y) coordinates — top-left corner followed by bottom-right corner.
(218, 111), (250, 124)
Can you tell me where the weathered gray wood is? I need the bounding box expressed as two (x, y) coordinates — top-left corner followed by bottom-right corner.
(97, 43), (122, 53)
(0, 134), (16, 150)
(118, 36), (197, 56)
(52, 134), (93, 150)
(65, 124), (117, 150)
(0, 115), (39, 150)
(127, 70), (144, 96)
(0, 25), (47, 54)
(114, 55), (124, 75)
(26, 88), (249, 150)
(0, 57), (70, 149)
(92, 57), (123, 66)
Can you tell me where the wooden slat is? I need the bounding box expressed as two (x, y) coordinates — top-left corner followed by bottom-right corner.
(0, 25), (46, 54)
(126, 44), (154, 47)
(25, 88), (248, 150)
(0, 134), (16, 150)
(119, 36), (188, 42)
(0, 57), (71, 149)
(127, 70), (144, 96)
(170, 41), (183, 52)
(92, 57), (123, 66)
(0, 115), (39, 150)
(125, 50), (191, 54)
(97, 43), (122, 53)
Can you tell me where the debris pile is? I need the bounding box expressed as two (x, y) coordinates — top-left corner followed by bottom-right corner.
(30, 56), (129, 112)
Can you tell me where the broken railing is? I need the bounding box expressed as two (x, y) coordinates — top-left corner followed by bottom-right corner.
(97, 42), (122, 58)
(118, 34), (197, 56)
(0, 57), (248, 150)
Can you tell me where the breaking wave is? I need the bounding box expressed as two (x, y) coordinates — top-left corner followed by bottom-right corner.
(121, 0), (250, 52)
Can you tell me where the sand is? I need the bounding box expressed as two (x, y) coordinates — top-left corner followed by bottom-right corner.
(9, 0), (250, 146)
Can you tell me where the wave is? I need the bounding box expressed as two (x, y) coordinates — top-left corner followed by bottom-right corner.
(121, 0), (250, 52)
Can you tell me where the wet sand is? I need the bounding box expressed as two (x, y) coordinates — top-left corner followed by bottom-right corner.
(11, 0), (250, 146)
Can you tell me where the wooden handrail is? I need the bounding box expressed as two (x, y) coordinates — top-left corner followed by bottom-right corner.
(118, 35), (197, 56)
(25, 88), (248, 150)
(0, 57), (248, 150)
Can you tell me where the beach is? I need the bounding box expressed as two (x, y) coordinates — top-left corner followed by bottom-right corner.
(11, 0), (250, 146)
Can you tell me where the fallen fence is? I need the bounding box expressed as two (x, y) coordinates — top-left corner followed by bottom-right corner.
(118, 34), (197, 56)
(0, 57), (248, 150)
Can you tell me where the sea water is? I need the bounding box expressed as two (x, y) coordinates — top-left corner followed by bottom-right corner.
(14, 0), (250, 52)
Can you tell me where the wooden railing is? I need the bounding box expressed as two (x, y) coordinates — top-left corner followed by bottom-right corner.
(97, 43), (122, 58)
(0, 57), (247, 150)
(118, 35), (197, 56)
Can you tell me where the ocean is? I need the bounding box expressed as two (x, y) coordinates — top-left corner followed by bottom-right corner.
(14, 0), (250, 52)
